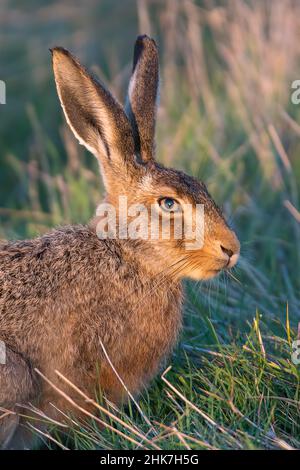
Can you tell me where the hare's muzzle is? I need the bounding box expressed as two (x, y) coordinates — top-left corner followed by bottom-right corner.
(213, 231), (240, 270)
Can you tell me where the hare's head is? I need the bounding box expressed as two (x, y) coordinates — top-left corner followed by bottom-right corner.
(51, 36), (240, 281)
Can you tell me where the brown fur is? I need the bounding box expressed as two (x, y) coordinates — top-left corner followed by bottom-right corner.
(0, 36), (240, 448)
(125, 35), (159, 162)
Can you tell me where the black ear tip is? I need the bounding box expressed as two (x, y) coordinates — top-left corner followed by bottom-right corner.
(49, 47), (65, 56)
(50, 47), (79, 70)
(136, 34), (151, 42)
(133, 36), (158, 70)
(135, 35), (157, 48)
(50, 46), (71, 56)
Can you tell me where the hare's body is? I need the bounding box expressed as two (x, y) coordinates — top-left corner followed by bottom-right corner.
(0, 36), (240, 448)
(0, 225), (182, 406)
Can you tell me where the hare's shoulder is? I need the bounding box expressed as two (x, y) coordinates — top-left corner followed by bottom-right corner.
(0, 225), (114, 263)
(0, 225), (124, 294)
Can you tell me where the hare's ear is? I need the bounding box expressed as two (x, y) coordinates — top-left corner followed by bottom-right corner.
(51, 47), (135, 190)
(125, 35), (159, 163)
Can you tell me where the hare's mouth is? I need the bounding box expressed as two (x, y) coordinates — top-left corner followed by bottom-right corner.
(206, 266), (226, 278)
(184, 250), (239, 281)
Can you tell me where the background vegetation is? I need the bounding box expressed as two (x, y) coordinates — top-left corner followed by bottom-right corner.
(0, 0), (299, 449)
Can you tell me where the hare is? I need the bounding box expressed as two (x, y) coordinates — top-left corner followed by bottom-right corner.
(0, 35), (240, 448)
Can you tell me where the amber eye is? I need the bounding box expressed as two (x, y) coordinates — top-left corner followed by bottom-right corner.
(158, 197), (181, 213)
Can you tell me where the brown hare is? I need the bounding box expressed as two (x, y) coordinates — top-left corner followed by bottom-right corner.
(0, 35), (240, 448)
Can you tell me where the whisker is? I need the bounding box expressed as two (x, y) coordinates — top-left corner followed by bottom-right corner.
(225, 270), (242, 285)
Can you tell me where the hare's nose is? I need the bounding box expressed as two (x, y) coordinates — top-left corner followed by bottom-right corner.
(220, 245), (234, 258)
(220, 244), (239, 268)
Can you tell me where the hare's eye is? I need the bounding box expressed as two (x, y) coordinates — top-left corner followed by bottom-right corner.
(159, 197), (181, 213)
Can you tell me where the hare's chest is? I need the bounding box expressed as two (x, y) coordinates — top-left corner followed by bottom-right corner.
(98, 287), (183, 402)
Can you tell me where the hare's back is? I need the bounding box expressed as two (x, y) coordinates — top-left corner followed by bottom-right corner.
(0, 224), (105, 287)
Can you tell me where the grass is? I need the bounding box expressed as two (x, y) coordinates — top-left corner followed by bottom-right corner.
(1, 0), (300, 450)
(32, 317), (299, 450)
